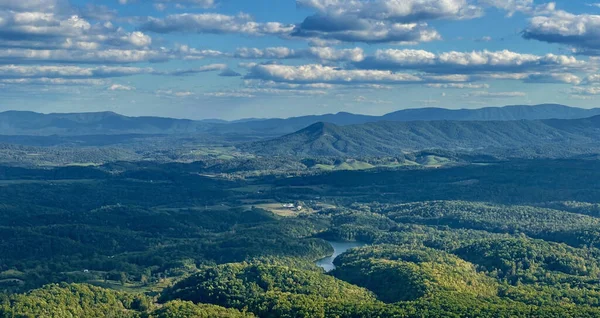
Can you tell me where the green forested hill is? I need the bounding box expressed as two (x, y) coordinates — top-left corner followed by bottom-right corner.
(2, 160), (600, 317)
(245, 116), (600, 157)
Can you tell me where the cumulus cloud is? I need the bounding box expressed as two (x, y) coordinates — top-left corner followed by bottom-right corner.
(243, 79), (334, 90)
(234, 46), (365, 62)
(292, 0), (483, 44)
(523, 73), (582, 84)
(241, 50), (586, 87)
(245, 63), (422, 84)
(292, 17), (441, 44)
(585, 74), (600, 84)
(0, 65), (154, 79)
(108, 84), (135, 91)
(0, 78), (107, 86)
(234, 47), (296, 59)
(0, 0), (239, 70)
(172, 45), (226, 60)
(307, 47), (365, 62)
(0, 46), (228, 64)
(141, 13), (295, 36)
(523, 8), (600, 55)
(0, 11), (154, 51)
(570, 86), (600, 96)
(356, 49), (584, 74)
(296, 0), (483, 23)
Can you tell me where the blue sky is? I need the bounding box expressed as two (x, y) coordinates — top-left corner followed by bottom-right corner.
(1, 0), (600, 119)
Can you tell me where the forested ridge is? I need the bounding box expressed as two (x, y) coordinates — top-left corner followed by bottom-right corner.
(2, 159), (600, 317)
(245, 116), (600, 157)
(3, 104), (599, 137)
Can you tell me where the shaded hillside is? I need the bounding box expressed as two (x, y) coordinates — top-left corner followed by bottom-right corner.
(243, 116), (600, 157)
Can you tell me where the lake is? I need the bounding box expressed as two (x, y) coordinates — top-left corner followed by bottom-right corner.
(316, 240), (366, 272)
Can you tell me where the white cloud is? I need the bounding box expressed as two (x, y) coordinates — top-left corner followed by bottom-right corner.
(585, 74), (600, 83)
(297, 0), (483, 22)
(353, 95), (392, 104)
(204, 92), (255, 98)
(156, 0), (216, 9)
(108, 84), (135, 91)
(0, 77), (107, 85)
(357, 49), (584, 74)
(570, 86), (600, 96)
(476, 36), (492, 42)
(207, 87), (328, 98)
(292, 18), (441, 44)
(0, 45), (228, 64)
(243, 79), (334, 90)
(124, 31), (152, 47)
(235, 47), (296, 59)
(245, 63), (423, 84)
(141, 13), (294, 36)
(464, 91), (527, 98)
(293, 0), (483, 44)
(523, 73), (581, 84)
(0, 0), (68, 13)
(478, 0), (533, 16)
(156, 89), (195, 97)
(426, 83), (490, 89)
(0, 11), (154, 50)
(307, 47), (365, 62)
(233, 46), (365, 62)
(523, 8), (600, 54)
(0, 65), (154, 78)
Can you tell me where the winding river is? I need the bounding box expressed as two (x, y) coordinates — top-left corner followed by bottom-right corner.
(316, 240), (366, 272)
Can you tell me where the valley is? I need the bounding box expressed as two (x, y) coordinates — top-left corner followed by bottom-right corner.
(2, 105), (600, 317)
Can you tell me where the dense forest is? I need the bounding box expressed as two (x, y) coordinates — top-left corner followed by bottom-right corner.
(1, 158), (600, 317)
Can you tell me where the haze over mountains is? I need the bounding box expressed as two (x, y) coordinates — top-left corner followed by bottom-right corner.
(1, 104), (600, 159)
(2, 104), (600, 137)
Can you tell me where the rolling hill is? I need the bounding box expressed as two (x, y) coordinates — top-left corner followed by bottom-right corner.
(2, 104), (600, 137)
(243, 116), (600, 157)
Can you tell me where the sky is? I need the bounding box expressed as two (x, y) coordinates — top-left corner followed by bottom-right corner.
(1, 0), (600, 119)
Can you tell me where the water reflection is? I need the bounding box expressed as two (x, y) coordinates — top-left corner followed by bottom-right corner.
(316, 241), (366, 272)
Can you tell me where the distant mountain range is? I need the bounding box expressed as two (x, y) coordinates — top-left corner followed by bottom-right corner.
(0, 111), (210, 136)
(210, 104), (600, 136)
(2, 104), (600, 137)
(243, 116), (600, 157)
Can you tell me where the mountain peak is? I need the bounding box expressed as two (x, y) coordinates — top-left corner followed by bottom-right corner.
(300, 122), (338, 133)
